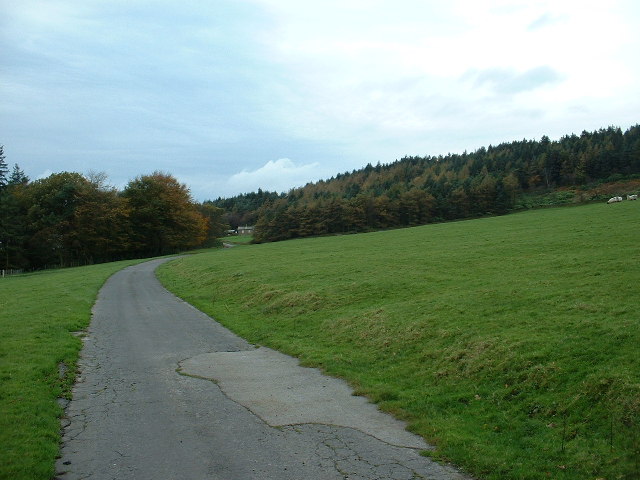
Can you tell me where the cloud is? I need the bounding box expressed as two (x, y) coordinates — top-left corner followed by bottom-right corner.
(2, 0), (639, 205)
(227, 158), (322, 194)
(467, 66), (563, 94)
(527, 12), (567, 31)
(35, 169), (54, 180)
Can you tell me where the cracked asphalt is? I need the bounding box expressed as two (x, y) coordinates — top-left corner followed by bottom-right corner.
(56, 258), (471, 480)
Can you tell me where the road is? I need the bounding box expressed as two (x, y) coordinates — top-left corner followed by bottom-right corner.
(56, 258), (470, 480)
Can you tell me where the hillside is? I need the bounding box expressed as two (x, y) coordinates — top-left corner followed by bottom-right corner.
(158, 201), (640, 480)
(210, 125), (640, 242)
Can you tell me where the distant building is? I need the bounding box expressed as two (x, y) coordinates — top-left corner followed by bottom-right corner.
(237, 225), (255, 235)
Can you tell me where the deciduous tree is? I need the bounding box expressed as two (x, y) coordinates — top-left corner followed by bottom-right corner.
(197, 203), (228, 247)
(122, 172), (207, 256)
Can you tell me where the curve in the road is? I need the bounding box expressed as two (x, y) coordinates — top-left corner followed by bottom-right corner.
(56, 258), (471, 480)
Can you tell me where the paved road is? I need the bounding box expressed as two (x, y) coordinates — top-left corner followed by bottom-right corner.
(56, 258), (470, 480)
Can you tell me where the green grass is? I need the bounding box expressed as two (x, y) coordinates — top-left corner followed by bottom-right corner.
(158, 202), (640, 480)
(0, 259), (145, 480)
(223, 234), (254, 245)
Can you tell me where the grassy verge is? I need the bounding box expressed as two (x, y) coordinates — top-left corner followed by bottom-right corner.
(0, 259), (144, 480)
(223, 234), (254, 245)
(158, 202), (640, 480)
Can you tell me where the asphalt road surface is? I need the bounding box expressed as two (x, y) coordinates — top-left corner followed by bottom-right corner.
(56, 258), (471, 480)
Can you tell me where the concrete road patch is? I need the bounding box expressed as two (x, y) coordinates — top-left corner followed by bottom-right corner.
(179, 347), (430, 450)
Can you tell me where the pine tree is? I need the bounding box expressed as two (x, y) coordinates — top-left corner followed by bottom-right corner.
(0, 146), (8, 188)
(9, 164), (28, 185)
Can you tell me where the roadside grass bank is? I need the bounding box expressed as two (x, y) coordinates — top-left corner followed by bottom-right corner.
(0, 259), (145, 480)
(158, 202), (640, 480)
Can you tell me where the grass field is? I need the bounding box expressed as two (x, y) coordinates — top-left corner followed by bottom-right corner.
(0, 259), (145, 480)
(223, 233), (254, 245)
(158, 202), (640, 480)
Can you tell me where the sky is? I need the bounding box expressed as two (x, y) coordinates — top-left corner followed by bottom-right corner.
(2, 0), (639, 201)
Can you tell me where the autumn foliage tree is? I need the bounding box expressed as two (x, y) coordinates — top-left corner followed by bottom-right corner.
(216, 125), (640, 243)
(0, 159), (224, 270)
(15, 172), (131, 267)
(21, 172), (93, 267)
(122, 172), (208, 257)
(73, 174), (131, 263)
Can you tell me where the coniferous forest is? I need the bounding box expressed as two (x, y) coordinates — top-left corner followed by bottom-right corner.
(2, 124), (639, 270)
(211, 125), (640, 243)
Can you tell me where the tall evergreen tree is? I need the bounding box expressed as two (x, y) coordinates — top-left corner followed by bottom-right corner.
(8, 164), (29, 185)
(0, 146), (8, 188)
(0, 146), (28, 269)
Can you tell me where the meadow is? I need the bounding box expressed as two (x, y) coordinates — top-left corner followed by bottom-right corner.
(158, 202), (640, 480)
(0, 259), (145, 480)
(222, 233), (254, 245)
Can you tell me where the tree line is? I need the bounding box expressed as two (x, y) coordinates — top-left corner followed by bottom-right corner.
(4, 124), (638, 268)
(0, 147), (227, 270)
(210, 188), (282, 230)
(210, 125), (640, 243)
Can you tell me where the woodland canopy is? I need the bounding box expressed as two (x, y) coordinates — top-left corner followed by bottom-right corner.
(0, 160), (226, 271)
(3, 124), (639, 268)
(211, 125), (640, 243)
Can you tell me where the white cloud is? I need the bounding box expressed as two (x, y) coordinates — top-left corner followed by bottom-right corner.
(467, 66), (563, 95)
(2, 0), (639, 202)
(227, 158), (322, 194)
(527, 12), (567, 31)
(250, 0), (639, 162)
(35, 169), (54, 180)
